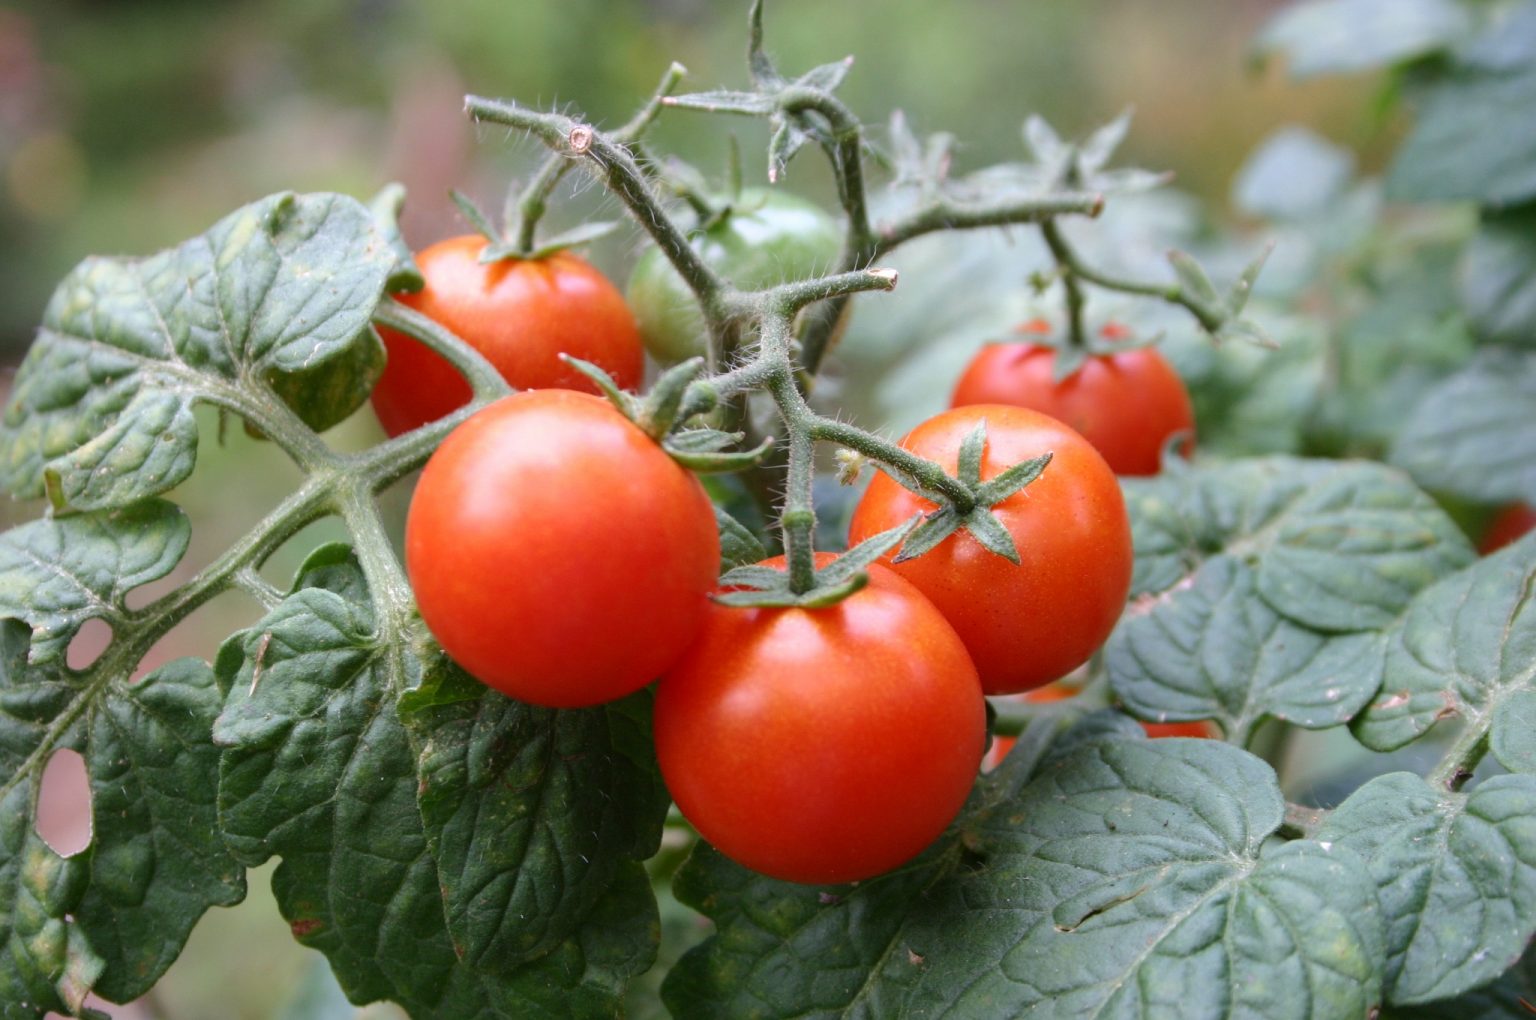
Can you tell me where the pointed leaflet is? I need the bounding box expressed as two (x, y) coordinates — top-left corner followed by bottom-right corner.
(0, 506), (242, 1004)
(0, 500), (188, 665)
(0, 192), (394, 511)
(1354, 533), (1536, 764)
(665, 737), (1384, 1019)
(1109, 554), (1385, 739)
(1318, 772), (1536, 1005)
(1391, 347), (1536, 505)
(715, 506), (766, 573)
(214, 550), (659, 1015)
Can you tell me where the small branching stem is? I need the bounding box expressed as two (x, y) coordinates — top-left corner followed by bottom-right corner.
(373, 300), (512, 402)
(1041, 219), (1089, 350)
(1041, 226), (1228, 334)
(511, 63), (686, 253)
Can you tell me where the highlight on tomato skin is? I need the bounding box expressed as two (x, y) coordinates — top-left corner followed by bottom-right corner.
(950, 322), (1195, 476)
(405, 389), (718, 708)
(371, 235), (644, 437)
(653, 555), (987, 886)
(847, 403), (1133, 696)
(982, 681), (1218, 770)
(1479, 503), (1536, 555)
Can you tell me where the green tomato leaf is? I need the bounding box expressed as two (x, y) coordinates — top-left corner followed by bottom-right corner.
(1255, 0), (1468, 77)
(403, 684), (667, 971)
(1388, 3), (1536, 205)
(0, 633), (102, 1018)
(74, 656), (245, 1002)
(1118, 458), (1469, 735)
(0, 495), (241, 1005)
(1354, 533), (1536, 759)
(1318, 772), (1536, 1004)
(1109, 554), (1385, 740)
(1462, 203), (1536, 349)
(1392, 348), (1536, 506)
(1125, 457), (1473, 624)
(368, 182), (424, 294)
(665, 737), (1384, 1019)
(0, 192), (394, 511)
(214, 550), (658, 1016)
(0, 501), (188, 666)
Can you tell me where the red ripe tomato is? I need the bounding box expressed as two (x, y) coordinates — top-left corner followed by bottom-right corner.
(847, 405), (1133, 696)
(1480, 503), (1536, 555)
(405, 390), (718, 708)
(654, 554), (986, 884)
(372, 237), (644, 437)
(950, 326), (1193, 476)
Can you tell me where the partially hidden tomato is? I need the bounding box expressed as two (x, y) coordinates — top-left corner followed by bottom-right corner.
(1479, 503), (1536, 555)
(951, 324), (1194, 476)
(405, 390), (718, 708)
(626, 188), (843, 364)
(654, 554), (985, 885)
(372, 236), (644, 437)
(982, 681), (1216, 770)
(848, 404), (1133, 696)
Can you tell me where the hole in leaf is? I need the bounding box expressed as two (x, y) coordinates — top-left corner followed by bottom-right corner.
(36, 748), (91, 857)
(66, 617), (114, 670)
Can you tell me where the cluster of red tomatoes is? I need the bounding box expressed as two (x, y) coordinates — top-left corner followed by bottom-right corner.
(385, 229), (1199, 885)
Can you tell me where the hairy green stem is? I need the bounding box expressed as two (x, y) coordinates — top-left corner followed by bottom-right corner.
(775, 85), (875, 250)
(1043, 227), (1227, 334)
(1041, 219), (1089, 349)
(372, 300), (513, 402)
(810, 417), (975, 511)
(467, 97), (729, 339)
(511, 62), (686, 252)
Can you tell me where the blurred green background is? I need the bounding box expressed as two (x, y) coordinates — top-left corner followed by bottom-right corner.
(0, 1), (1392, 1016)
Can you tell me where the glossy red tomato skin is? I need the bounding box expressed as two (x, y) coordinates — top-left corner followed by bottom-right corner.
(848, 405), (1133, 696)
(372, 237), (644, 437)
(1480, 503), (1536, 555)
(951, 341), (1194, 476)
(654, 555), (986, 885)
(405, 390), (718, 708)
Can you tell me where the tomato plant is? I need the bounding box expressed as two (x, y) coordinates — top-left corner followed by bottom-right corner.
(951, 324), (1195, 475)
(847, 404), (1132, 694)
(371, 236), (644, 436)
(654, 555), (984, 884)
(405, 389), (718, 707)
(626, 187), (842, 364)
(4, 2), (1536, 1018)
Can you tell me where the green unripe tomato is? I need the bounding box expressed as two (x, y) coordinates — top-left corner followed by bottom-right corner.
(627, 188), (843, 364)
